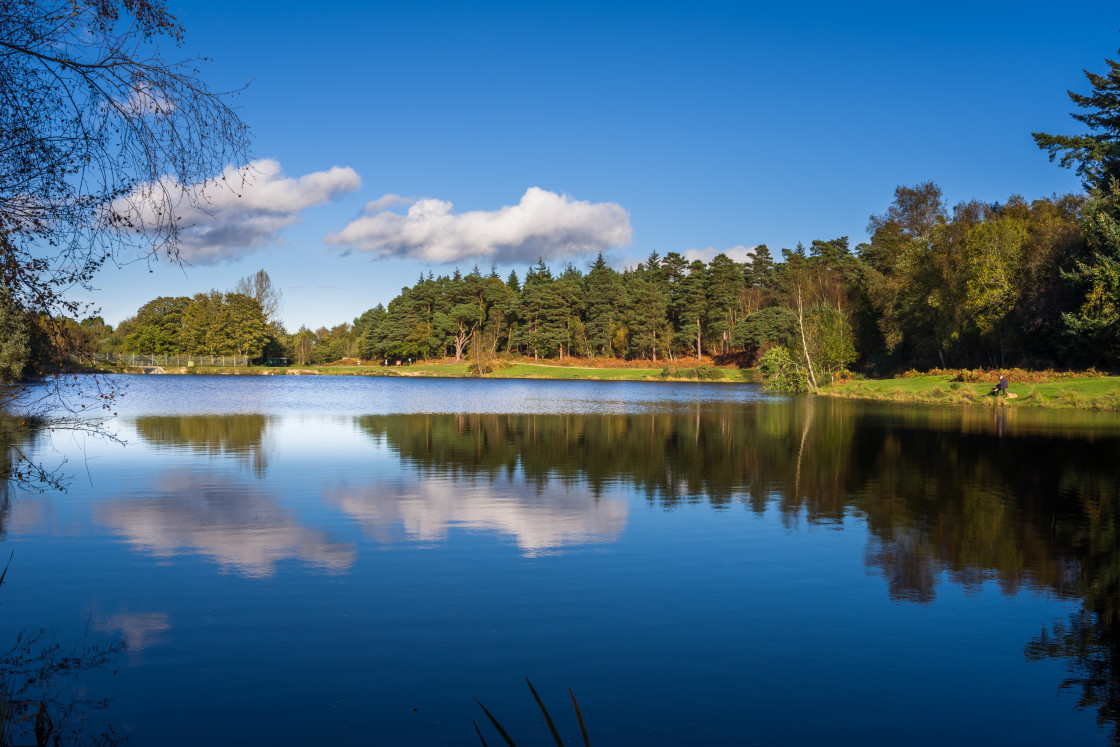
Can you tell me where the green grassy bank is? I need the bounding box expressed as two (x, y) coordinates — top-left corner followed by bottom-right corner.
(822, 374), (1120, 410)
(88, 361), (1120, 410)
(91, 360), (756, 382)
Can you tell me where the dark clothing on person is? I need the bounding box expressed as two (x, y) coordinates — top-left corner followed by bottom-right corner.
(994, 375), (1008, 396)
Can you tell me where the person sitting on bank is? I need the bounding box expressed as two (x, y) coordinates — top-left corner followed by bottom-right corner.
(992, 373), (1009, 397)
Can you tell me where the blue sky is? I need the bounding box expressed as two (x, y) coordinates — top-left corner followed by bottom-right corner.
(89, 0), (1120, 331)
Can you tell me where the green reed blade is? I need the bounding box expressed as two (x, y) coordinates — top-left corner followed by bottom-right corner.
(570, 689), (590, 746)
(525, 677), (562, 746)
(474, 698), (517, 747)
(0, 552), (11, 589)
(473, 719), (490, 747)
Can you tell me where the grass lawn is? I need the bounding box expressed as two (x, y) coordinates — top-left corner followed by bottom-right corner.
(823, 374), (1120, 410)
(487, 363), (667, 380)
(95, 361), (1118, 409)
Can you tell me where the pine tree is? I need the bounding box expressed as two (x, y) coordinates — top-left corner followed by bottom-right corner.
(1033, 45), (1120, 366)
(584, 254), (624, 356)
(1033, 46), (1120, 194)
(706, 254), (744, 355)
(672, 260), (708, 359)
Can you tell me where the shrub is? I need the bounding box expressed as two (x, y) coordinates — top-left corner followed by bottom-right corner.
(659, 363), (726, 381)
(952, 369), (983, 382)
(759, 347), (808, 393)
(694, 363), (724, 381)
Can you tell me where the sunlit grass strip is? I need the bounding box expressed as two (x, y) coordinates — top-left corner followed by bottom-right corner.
(91, 360), (763, 383)
(474, 678), (590, 746)
(822, 375), (1120, 410)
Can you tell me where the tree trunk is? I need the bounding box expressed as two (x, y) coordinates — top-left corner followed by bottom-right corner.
(796, 284), (819, 390)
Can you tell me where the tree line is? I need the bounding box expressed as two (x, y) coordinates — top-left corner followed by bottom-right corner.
(2, 42), (1119, 383)
(0, 181), (1107, 380)
(316, 183), (1107, 380)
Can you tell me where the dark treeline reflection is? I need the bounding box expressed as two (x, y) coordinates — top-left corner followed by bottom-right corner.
(1, 410), (43, 538)
(134, 414), (271, 474)
(358, 402), (1120, 739)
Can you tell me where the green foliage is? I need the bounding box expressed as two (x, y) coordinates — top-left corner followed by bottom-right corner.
(0, 287), (29, 383)
(759, 347), (808, 393)
(624, 275), (668, 361)
(584, 254), (623, 356)
(735, 307), (797, 352)
(801, 304), (857, 383)
(1061, 184), (1120, 366)
(1032, 45), (1120, 194)
(962, 219), (1026, 335)
(225, 293), (270, 357)
(115, 291), (271, 359)
(660, 364), (725, 381)
(123, 296), (191, 354)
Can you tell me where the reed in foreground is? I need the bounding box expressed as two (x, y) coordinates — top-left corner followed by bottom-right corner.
(474, 678), (590, 747)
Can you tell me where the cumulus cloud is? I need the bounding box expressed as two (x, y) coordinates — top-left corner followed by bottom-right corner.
(362, 193), (414, 214)
(681, 245), (757, 264)
(113, 158), (361, 264)
(326, 187), (632, 263)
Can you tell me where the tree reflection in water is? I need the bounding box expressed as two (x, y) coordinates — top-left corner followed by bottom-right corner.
(21, 402), (1118, 742)
(356, 402), (1120, 740)
(133, 414), (272, 476)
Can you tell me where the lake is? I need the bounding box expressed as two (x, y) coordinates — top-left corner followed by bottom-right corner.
(2, 375), (1118, 745)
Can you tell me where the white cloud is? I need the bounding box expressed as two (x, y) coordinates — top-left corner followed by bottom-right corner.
(113, 158), (361, 264)
(94, 470), (355, 577)
(612, 245), (757, 272)
(120, 83), (175, 118)
(681, 245), (757, 264)
(326, 187), (632, 263)
(363, 193), (414, 214)
(323, 478), (627, 557)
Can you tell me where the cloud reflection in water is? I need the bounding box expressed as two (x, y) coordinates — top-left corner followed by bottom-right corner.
(324, 478), (627, 556)
(94, 470), (355, 577)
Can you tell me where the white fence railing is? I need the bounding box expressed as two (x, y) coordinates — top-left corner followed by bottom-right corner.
(92, 353), (250, 367)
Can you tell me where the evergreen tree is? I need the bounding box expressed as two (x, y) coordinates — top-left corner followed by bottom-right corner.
(1033, 43), (1120, 367)
(555, 263), (586, 359)
(1062, 183), (1120, 366)
(1033, 44), (1120, 194)
(625, 274), (668, 361)
(585, 254), (624, 356)
(672, 260), (708, 359)
(517, 259), (565, 358)
(706, 253), (743, 356)
(354, 304), (386, 359)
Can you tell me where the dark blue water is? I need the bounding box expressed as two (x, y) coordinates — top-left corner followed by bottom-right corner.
(1, 376), (1115, 745)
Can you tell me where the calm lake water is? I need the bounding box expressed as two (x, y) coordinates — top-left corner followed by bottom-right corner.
(3, 375), (1120, 745)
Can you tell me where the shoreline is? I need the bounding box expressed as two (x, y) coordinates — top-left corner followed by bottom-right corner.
(820, 373), (1120, 411)
(84, 360), (761, 383)
(75, 363), (1120, 410)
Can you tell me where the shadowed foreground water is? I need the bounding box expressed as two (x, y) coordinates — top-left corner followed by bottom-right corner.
(1, 376), (1119, 745)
